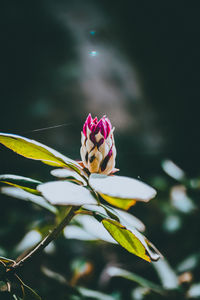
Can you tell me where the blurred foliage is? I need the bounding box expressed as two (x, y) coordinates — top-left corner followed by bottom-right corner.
(1, 0), (200, 299)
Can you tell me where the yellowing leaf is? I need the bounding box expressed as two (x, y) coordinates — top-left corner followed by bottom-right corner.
(102, 219), (150, 262)
(102, 219), (160, 262)
(0, 133), (81, 172)
(100, 194), (136, 210)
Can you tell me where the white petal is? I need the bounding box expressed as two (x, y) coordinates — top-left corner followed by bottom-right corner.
(86, 138), (94, 153)
(101, 152), (115, 175)
(80, 145), (88, 168)
(95, 131), (104, 142)
(86, 127), (91, 140)
(106, 135), (113, 148)
(81, 132), (86, 146)
(99, 140), (110, 159)
(88, 147), (102, 173)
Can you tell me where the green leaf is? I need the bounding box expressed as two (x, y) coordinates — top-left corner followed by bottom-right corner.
(0, 174), (41, 195)
(152, 259), (179, 290)
(65, 214), (116, 243)
(104, 206), (146, 232)
(0, 133), (81, 172)
(78, 287), (115, 300)
(106, 267), (163, 294)
(51, 168), (87, 185)
(38, 181), (97, 206)
(89, 174), (156, 210)
(102, 219), (160, 262)
(97, 205), (120, 222)
(82, 204), (145, 232)
(1, 187), (57, 214)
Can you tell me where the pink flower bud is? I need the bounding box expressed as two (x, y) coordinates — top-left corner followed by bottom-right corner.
(80, 114), (116, 174)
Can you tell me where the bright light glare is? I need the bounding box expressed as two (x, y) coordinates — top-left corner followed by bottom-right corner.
(89, 50), (98, 57)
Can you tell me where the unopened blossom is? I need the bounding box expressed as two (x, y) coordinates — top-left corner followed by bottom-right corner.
(80, 114), (116, 175)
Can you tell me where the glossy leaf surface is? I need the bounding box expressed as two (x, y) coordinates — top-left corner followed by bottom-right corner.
(38, 181), (97, 206)
(89, 174), (156, 210)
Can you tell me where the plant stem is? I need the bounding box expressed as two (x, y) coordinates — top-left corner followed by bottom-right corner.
(12, 205), (78, 270)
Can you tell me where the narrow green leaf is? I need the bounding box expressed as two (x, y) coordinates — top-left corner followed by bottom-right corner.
(0, 174), (41, 195)
(89, 174), (156, 210)
(0, 133), (81, 172)
(51, 168), (87, 185)
(78, 287), (115, 300)
(38, 181), (97, 206)
(107, 267), (163, 294)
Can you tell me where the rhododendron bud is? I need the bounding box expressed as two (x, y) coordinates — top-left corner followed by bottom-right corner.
(80, 114), (116, 174)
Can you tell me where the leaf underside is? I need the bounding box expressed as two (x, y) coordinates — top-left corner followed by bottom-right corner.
(100, 194), (136, 210)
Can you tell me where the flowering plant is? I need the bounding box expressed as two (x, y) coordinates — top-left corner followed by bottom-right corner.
(0, 114), (161, 299)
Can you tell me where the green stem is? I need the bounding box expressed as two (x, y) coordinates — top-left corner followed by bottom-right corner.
(12, 206), (78, 270)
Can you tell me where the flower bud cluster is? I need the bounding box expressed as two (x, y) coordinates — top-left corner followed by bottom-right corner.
(80, 114), (116, 175)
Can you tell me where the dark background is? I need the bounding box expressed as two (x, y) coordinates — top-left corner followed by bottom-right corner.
(1, 1), (200, 299)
